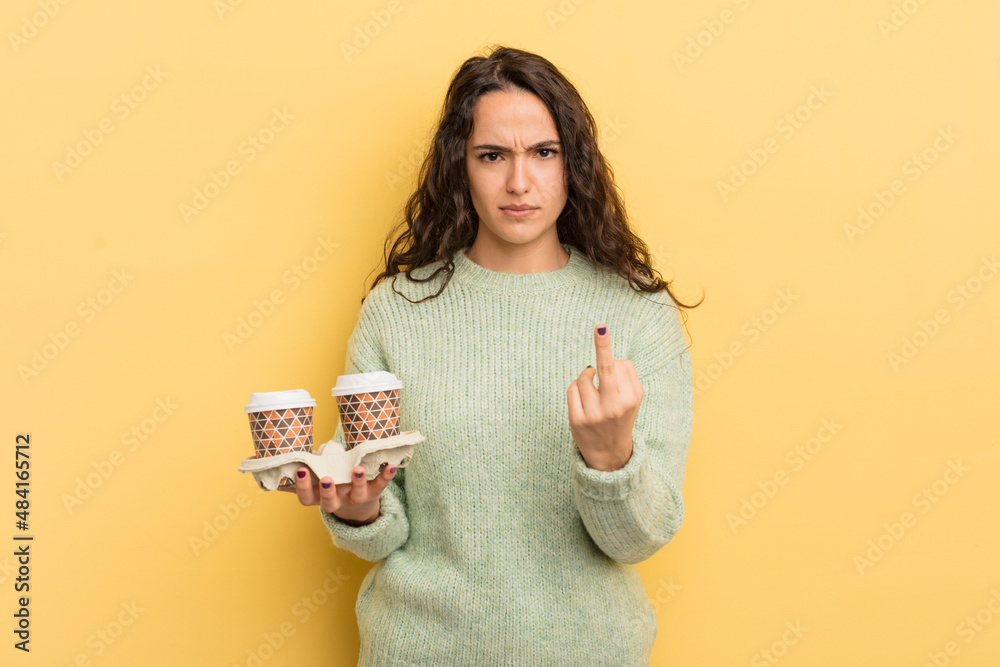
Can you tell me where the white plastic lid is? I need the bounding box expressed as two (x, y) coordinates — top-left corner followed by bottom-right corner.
(244, 389), (316, 413)
(331, 371), (402, 396)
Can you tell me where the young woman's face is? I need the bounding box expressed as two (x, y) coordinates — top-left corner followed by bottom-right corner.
(465, 88), (568, 253)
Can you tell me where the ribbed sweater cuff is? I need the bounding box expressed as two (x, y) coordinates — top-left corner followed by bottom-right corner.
(572, 431), (683, 564)
(572, 430), (649, 500)
(318, 488), (406, 562)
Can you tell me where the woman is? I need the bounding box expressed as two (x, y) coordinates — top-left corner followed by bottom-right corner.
(282, 45), (701, 665)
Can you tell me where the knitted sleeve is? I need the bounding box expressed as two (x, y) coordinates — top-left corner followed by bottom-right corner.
(318, 284), (410, 562)
(571, 296), (693, 564)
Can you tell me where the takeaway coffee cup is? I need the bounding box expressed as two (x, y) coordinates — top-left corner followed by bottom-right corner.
(244, 389), (317, 462)
(331, 372), (403, 449)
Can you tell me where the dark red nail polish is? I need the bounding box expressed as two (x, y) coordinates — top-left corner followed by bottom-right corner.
(354, 470), (363, 478)
(297, 470), (306, 478)
(321, 481), (331, 489)
(597, 326), (606, 335)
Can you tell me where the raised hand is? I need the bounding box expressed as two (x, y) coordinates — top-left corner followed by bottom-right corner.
(566, 323), (643, 472)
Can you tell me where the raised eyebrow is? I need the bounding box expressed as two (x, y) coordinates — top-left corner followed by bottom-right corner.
(471, 140), (561, 152)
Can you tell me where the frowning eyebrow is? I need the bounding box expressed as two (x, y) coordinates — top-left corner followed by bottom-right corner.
(471, 140), (561, 152)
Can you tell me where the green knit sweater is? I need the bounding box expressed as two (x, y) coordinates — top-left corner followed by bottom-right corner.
(319, 242), (693, 666)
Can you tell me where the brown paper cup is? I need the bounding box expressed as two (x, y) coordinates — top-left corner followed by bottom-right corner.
(332, 372), (403, 449)
(244, 390), (317, 487)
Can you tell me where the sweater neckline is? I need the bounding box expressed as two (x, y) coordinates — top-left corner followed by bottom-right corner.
(451, 242), (590, 292)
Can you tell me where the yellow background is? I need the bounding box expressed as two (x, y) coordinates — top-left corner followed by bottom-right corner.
(3, 0), (999, 665)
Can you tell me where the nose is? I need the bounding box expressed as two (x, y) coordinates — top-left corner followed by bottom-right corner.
(506, 155), (530, 194)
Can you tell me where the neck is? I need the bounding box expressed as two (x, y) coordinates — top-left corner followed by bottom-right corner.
(464, 240), (570, 274)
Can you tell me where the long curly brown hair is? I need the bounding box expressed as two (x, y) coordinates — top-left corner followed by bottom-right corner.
(363, 44), (703, 314)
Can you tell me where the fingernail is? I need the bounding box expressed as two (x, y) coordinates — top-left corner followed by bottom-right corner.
(597, 326), (607, 336)
(296, 470), (306, 478)
(586, 365), (593, 369)
(354, 470), (363, 478)
(388, 466), (397, 474)
(321, 481), (331, 489)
